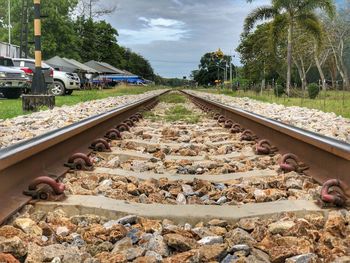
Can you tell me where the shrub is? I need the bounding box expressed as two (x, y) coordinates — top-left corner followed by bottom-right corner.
(274, 85), (285, 97)
(307, 83), (320, 99)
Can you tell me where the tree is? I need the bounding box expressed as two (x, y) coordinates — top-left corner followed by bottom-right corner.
(245, 0), (335, 96)
(76, 0), (116, 18)
(237, 23), (281, 86)
(292, 26), (317, 91)
(192, 52), (234, 86)
(322, 8), (350, 90)
(0, 0), (80, 59)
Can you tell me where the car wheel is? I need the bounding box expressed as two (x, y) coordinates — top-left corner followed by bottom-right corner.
(50, 81), (66, 96)
(65, 89), (73, 95)
(0, 89), (22, 99)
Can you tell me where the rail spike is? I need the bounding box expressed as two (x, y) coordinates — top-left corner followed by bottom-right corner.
(23, 176), (65, 201)
(90, 138), (111, 152)
(279, 153), (309, 173)
(321, 179), (347, 207)
(255, 139), (278, 155)
(65, 153), (94, 171)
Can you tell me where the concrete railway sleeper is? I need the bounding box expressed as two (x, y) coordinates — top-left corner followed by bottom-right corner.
(0, 91), (350, 262)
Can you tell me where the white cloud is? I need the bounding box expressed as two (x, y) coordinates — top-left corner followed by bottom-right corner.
(120, 17), (188, 44)
(172, 0), (183, 6)
(105, 0), (270, 77)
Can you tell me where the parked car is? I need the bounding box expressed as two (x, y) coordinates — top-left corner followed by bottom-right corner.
(13, 58), (80, 96)
(0, 65), (28, 99)
(51, 70), (80, 96)
(12, 58), (54, 92)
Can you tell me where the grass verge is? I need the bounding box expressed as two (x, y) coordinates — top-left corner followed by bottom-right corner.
(197, 88), (350, 119)
(0, 85), (161, 120)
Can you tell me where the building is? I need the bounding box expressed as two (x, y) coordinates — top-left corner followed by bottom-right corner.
(0, 42), (20, 58)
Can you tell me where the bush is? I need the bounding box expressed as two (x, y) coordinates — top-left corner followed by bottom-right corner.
(307, 83), (320, 99)
(274, 85), (285, 97)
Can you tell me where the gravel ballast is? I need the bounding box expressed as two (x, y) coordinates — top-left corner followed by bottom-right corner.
(0, 90), (165, 149)
(187, 90), (350, 143)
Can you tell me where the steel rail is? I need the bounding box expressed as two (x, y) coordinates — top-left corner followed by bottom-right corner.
(0, 90), (168, 224)
(182, 90), (350, 196)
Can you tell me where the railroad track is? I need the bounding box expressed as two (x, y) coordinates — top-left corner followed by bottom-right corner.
(0, 90), (349, 262)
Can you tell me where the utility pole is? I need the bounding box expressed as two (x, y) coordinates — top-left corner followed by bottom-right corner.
(261, 60), (266, 95)
(22, 0), (55, 111)
(230, 56), (233, 89)
(20, 0), (29, 58)
(32, 0), (45, 94)
(7, 0), (11, 56)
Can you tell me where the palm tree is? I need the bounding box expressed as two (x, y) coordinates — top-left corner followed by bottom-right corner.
(244, 0), (335, 96)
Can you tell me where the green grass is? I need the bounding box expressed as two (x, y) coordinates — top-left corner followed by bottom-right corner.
(0, 85), (161, 120)
(159, 92), (186, 104)
(165, 105), (200, 123)
(196, 88), (350, 118)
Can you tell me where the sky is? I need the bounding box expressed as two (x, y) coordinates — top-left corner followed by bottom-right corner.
(103, 0), (345, 78)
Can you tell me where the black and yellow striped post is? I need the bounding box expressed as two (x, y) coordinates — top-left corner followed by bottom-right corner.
(22, 0), (55, 111)
(31, 0), (46, 94)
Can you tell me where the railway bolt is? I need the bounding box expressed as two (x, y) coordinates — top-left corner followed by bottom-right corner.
(65, 153), (94, 171)
(279, 153), (309, 173)
(23, 176), (65, 201)
(255, 140), (278, 155)
(105, 129), (121, 140)
(240, 129), (258, 141)
(90, 138), (111, 152)
(321, 179), (347, 207)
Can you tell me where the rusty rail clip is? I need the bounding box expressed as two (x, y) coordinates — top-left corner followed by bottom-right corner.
(279, 153), (309, 173)
(230, 123), (243, 133)
(23, 176), (65, 201)
(240, 129), (258, 141)
(255, 140), (278, 155)
(105, 129), (121, 140)
(321, 179), (347, 207)
(117, 123), (130, 132)
(90, 138), (111, 152)
(65, 153), (94, 171)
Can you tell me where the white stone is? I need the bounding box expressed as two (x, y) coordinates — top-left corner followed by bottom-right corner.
(197, 236), (224, 245)
(56, 226), (69, 237)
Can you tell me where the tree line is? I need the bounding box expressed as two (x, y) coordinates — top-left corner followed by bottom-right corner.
(0, 0), (155, 80)
(238, 0), (350, 95)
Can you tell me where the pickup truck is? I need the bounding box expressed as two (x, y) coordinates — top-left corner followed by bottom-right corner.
(0, 65), (28, 99)
(14, 58), (80, 96)
(51, 70), (80, 96)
